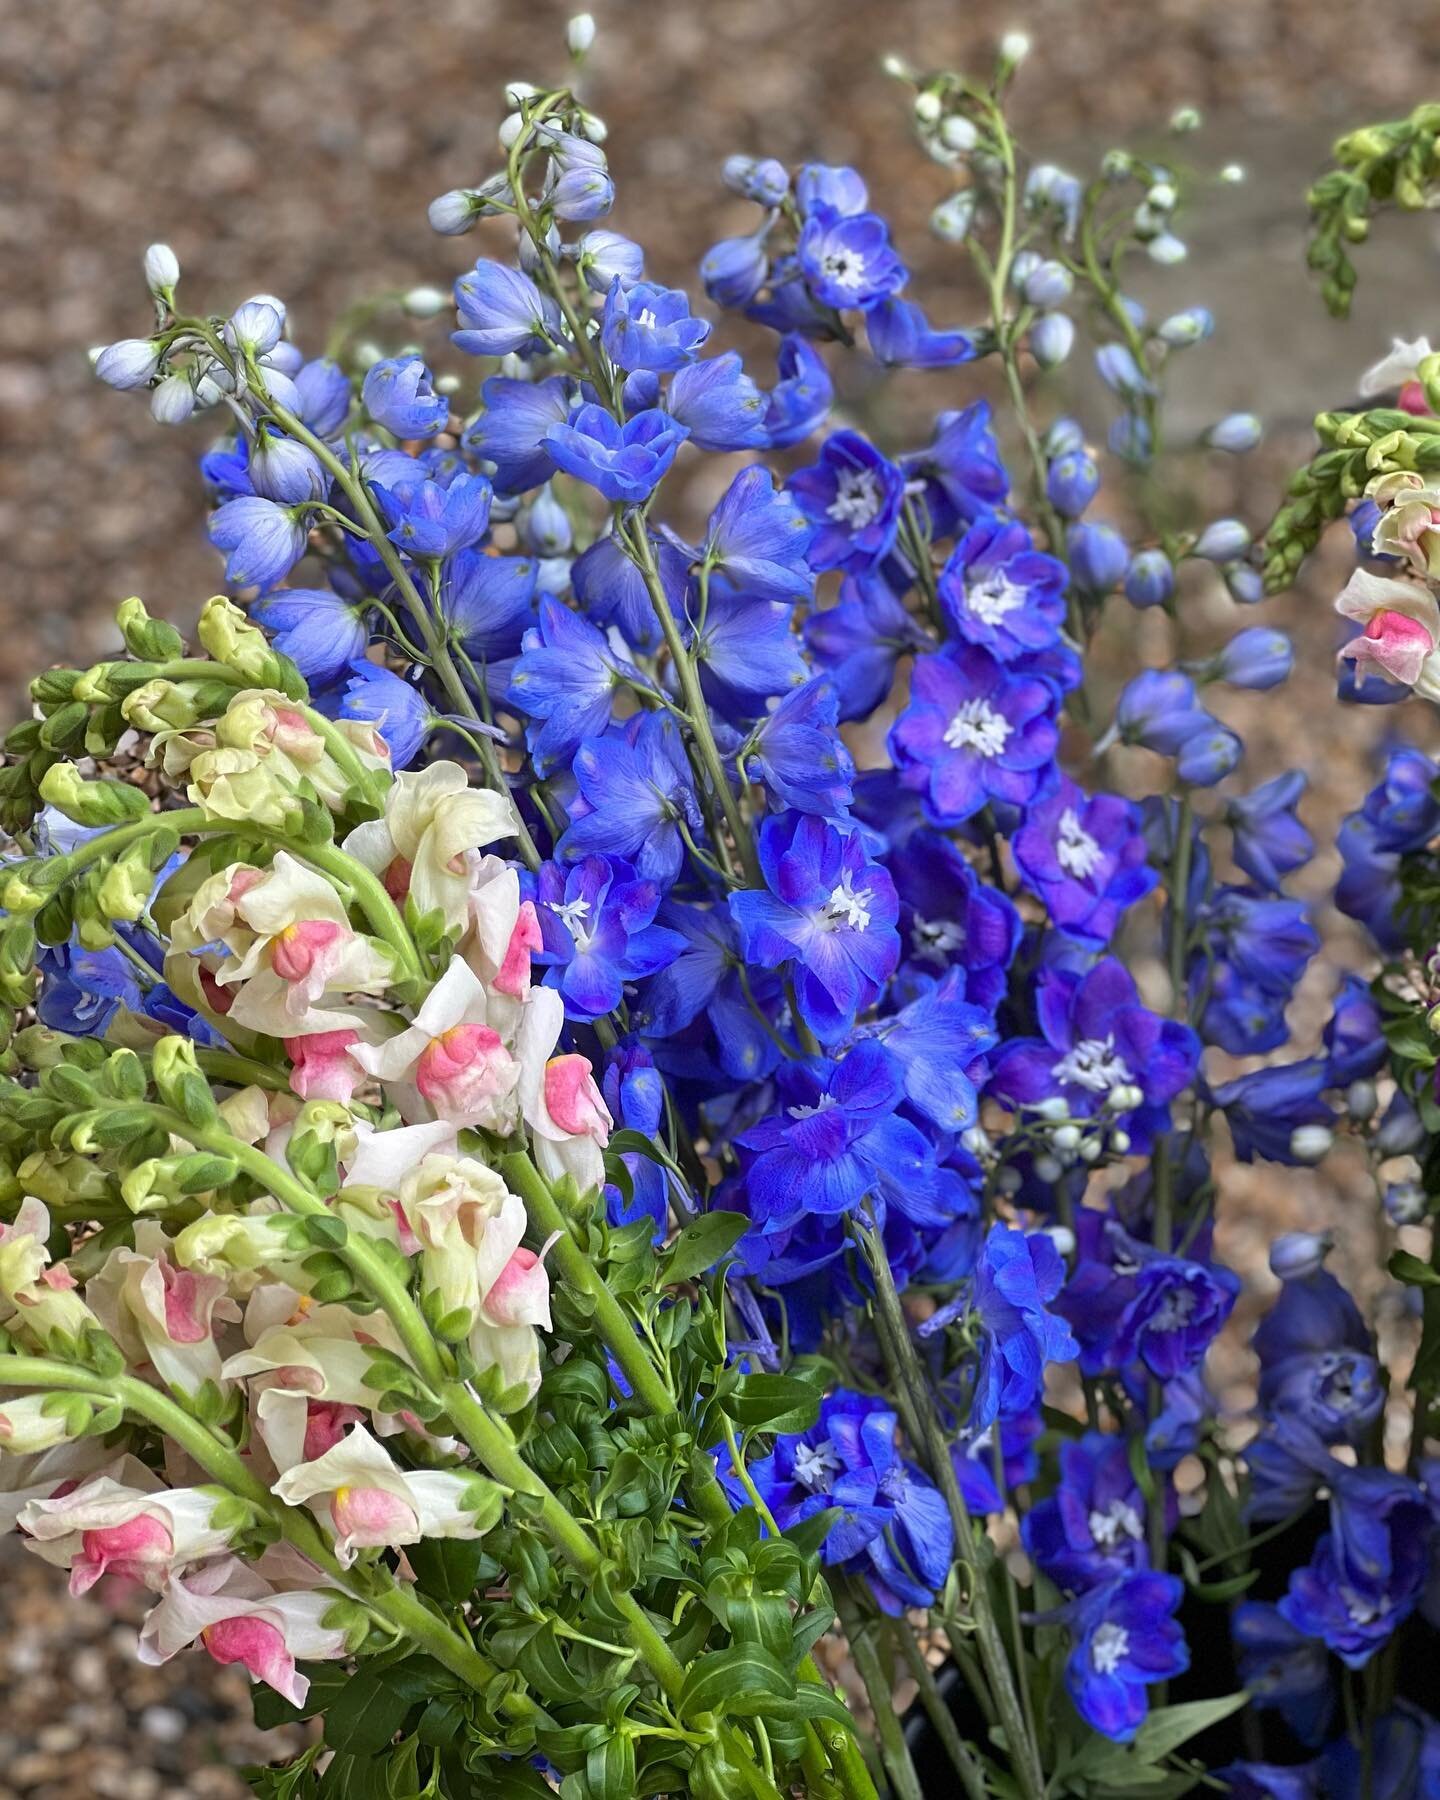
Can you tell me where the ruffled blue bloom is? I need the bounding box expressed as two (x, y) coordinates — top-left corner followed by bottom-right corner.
(796, 206), (906, 310)
(208, 496), (308, 592)
(902, 402), (1009, 537)
(665, 352), (768, 450)
(1064, 1574), (1188, 1742)
(570, 528), (688, 654)
(439, 549), (539, 682)
(743, 676), (855, 815)
(1226, 772), (1313, 890)
(361, 357), (449, 437)
(1280, 1514), (1429, 1669)
(528, 855), (685, 1018)
(691, 592), (807, 722)
(990, 958), (1199, 1149)
(729, 811), (899, 1043)
(250, 587), (368, 688)
(545, 403), (687, 504)
(864, 297), (976, 368)
(600, 278), (710, 371)
(464, 375), (572, 495)
(764, 335), (833, 448)
(452, 260), (559, 356)
(1021, 1432), (1149, 1594)
(602, 1044), (669, 1238)
(967, 1224), (1079, 1428)
(558, 713), (701, 888)
(803, 573), (932, 723)
(1013, 779), (1156, 947)
(886, 829), (1020, 1011)
(789, 432), (905, 574)
(1111, 1255), (1240, 1379)
(1324, 973), (1386, 1085)
(1254, 1267), (1383, 1446)
(938, 514), (1068, 659)
(856, 967), (997, 1133)
(701, 465), (814, 603)
(737, 1040), (971, 1233)
(639, 902), (786, 1086)
(508, 595), (640, 772)
(1210, 1059), (1336, 1163)
(337, 661), (431, 767)
(889, 647), (1059, 825)
(374, 472), (493, 559)
(1231, 1602), (1334, 1747)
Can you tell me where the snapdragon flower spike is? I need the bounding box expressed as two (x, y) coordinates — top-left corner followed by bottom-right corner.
(728, 811), (899, 1044)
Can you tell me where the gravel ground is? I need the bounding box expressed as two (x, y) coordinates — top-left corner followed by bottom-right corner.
(5, 0), (1440, 1790)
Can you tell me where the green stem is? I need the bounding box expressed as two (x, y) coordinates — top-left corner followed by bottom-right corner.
(835, 1584), (924, 1800)
(891, 1620), (988, 1800)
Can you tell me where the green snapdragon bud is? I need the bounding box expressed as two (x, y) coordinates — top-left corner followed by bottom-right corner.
(116, 595), (186, 662)
(38, 762), (152, 828)
(198, 596), (304, 696)
(151, 1035), (218, 1127)
(96, 847), (153, 924)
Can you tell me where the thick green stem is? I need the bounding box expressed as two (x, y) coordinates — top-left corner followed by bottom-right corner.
(835, 1584), (924, 1800)
(892, 1620), (988, 1800)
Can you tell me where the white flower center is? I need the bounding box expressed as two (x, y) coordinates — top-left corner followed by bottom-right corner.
(826, 466), (883, 530)
(824, 869), (873, 932)
(911, 915), (966, 965)
(548, 895), (594, 951)
(793, 1439), (843, 1493)
(1088, 1499), (1144, 1549)
(821, 248), (868, 291)
(943, 698), (1012, 758)
(1091, 1621), (1130, 1675)
(787, 1092), (840, 1122)
(1344, 1588), (1390, 1627)
(1149, 1286), (1198, 1333)
(636, 307), (659, 329)
(966, 568), (1028, 626)
(1052, 1034), (1133, 1094)
(1056, 808), (1104, 880)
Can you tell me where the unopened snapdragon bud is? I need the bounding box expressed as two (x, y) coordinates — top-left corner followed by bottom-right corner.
(143, 243), (180, 299)
(566, 12), (595, 56)
(1269, 1230), (1333, 1281)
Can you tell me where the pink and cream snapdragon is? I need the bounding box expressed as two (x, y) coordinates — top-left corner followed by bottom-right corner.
(1334, 564), (1440, 696)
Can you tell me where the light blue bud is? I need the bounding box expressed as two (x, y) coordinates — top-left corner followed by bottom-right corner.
(1118, 296), (1147, 330)
(1157, 306), (1214, 346)
(1023, 259), (1074, 308)
(1068, 522), (1130, 595)
(150, 373), (196, 425)
(428, 189), (483, 235)
(1030, 312), (1074, 369)
(1268, 1230), (1332, 1282)
(1124, 548), (1174, 608)
(525, 486), (573, 557)
(1108, 414), (1153, 465)
(225, 300), (284, 358)
(1046, 451), (1099, 519)
(1225, 565), (1265, 605)
(1146, 232), (1188, 265)
(577, 229), (645, 293)
(1193, 518), (1251, 562)
(1175, 723), (1242, 786)
(722, 156), (789, 207)
(931, 192), (975, 243)
(1212, 626), (1291, 689)
(1205, 413), (1263, 454)
(95, 338), (162, 390)
(1095, 343), (1153, 398)
(1385, 1181), (1426, 1226)
(1044, 417), (1085, 458)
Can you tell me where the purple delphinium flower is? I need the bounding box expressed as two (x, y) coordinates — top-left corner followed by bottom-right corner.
(938, 514), (1068, 659)
(1231, 1602), (1334, 1748)
(788, 431), (906, 573)
(1253, 1267), (1384, 1447)
(463, 375), (573, 495)
(889, 647), (1059, 826)
(701, 465), (814, 602)
(1111, 1256), (1241, 1380)
(885, 828), (1021, 1011)
(1323, 973), (1387, 1085)
(1013, 779), (1156, 947)
(729, 811), (899, 1043)
(744, 675), (856, 815)
(796, 206), (907, 310)
(901, 402), (1009, 537)
(966, 1224), (1079, 1428)
(528, 855), (685, 1019)
(557, 714), (702, 888)
(544, 403), (688, 504)
(1064, 1574), (1188, 1742)
(804, 572), (933, 722)
(764, 334), (834, 448)
(989, 958), (1199, 1149)
(1022, 1432), (1149, 1594)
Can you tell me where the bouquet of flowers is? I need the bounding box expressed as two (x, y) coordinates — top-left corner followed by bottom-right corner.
(3, 19), (1440, 1797)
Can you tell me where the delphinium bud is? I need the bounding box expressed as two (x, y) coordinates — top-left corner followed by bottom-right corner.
(143, 242), (180, 301)
(1204, 413), (1263, 454)
(94, 338), (163, 390)
(402, 286), (450, 319)
(1269, 1230), (1333, 1281)
(1289, 1125), (1335, 1164)
(150, 372), (196, 425)
(1385, 1181), (1426, 1226)
(1046, 450), (1099, 518)
(1157, 307), (1214, 347)
(1193, 519), (1251, 562)
(1022, 259), (1074, 308)
(1030, 313), (1074, 369)
(566, 11), (595, 56)
(931, 193), (976, 244)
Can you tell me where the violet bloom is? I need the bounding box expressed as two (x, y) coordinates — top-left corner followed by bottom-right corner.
(796, 206), (907, 310)
(938, 513), (1068, 659)
(1065, 1574), (1188, 1742)
(889, 647), (1059, 826)
(885, 827), (1021, 1011)
(1111, 1255), (1241, 1380)
(1013, 778), (1157, 947)
(1254, 1268), (1383, 1447)
(788, 431), (905, 573)
(729, 812), (899, 1043)
(989, 958), (1199, 1147)
(599, 278), (710, 372)
(1022, 1432), (1149, 1594)
(967, 1224), (1079, 1428)
(544, 404), (688, 505)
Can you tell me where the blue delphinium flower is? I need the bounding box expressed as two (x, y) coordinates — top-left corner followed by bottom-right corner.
(796, 206), (906, 310)
(1012, 779), (1156, 947)
(208, 496), (309, 592)
(743, 676), (856, 815)
(337, 662), (432, 767)
(1280, 1516), (1429, 1669)
(990, 959), (1199, 1147)
(864, 296), (976, 368)
(729, 812), (899, 1043)
(250, 586), (369, 688)
(788, 431), (906, 573)
(902, 402), (1009, 536)
(804, 573), (933, 721)
(1211, 625), (1294, 689)
(362, 357), (449, 437)
(1114, 669), (1214, 755)
(452, 259), (559, 356)
(245, 428), (329, 504)
(1064, 1573), (1188, 1741)
(690, 593), (808, 721)
(889, 647), (1059, 825)
(1225, 772), (1313, 891)
(1021, 1432), (1149, 1593)
(464, 375), (573, 494)
(665, 352), (769, 450)
(966, 1223), (1079, 1428)
(700, 231), (770, 308)
(701, 465), (814, 603)
(602, 1044), (669, 1238)
(374, 472), (493, 559)
(544, 403), (688, 504)
(1111, 1255), (1241, 1379)
(886, 828), (1020, 1010)
(509, 596), (641, 772)
(1323, 974), (1386, 1086)
(765, 335), (834, 448)
(1253, 1266), (1384, 1447)
(557, 713), (702, 888)
(600, 278), (710, 371)
(570, 527), (687, 654)
(1189, 886), (1319, 1056)
(528, 855), (685, 1018)
(938, 514), (1068, 659)
(1210, 1060), (1336, 1164)
(439, 548), (539, 690)
(1231, 1602), (1334, 1747)
(856, 968), (998, 1134)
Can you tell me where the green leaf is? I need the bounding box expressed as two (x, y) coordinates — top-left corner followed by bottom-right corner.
(1389, 1248), (1440, 1288)
(722, 1373), (822, 1436)
(660, 1211), (750, 1286)
(322, 1657), (452, 1756)
(404, 1537), (492, 1605)
(1129, 1693), (1250, 1763)
(679, 1644), (792, 1721)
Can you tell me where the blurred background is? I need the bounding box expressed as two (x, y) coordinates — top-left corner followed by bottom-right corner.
(4, 0), (1440, 1791)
